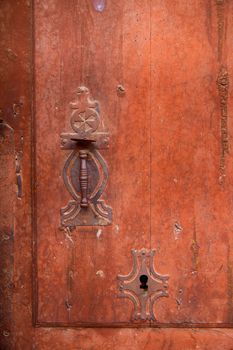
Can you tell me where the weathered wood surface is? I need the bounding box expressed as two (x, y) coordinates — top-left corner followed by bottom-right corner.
(1, 0), (233, 348)
(0, 0), (32, 348)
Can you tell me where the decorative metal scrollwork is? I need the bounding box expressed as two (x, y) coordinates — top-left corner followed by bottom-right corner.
(118, 249), (169, 321)
(60, 86), (112, 227)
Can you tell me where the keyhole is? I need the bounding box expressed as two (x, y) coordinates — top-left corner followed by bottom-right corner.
(139, 274), (148, 290)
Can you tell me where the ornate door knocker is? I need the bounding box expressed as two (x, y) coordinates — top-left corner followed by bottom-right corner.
(60, 86), (112, 227)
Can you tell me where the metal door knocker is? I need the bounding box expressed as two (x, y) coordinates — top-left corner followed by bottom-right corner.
(60, 86), (112, 227)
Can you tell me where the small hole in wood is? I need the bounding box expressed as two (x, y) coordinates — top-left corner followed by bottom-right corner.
(92, 0), (106, 12)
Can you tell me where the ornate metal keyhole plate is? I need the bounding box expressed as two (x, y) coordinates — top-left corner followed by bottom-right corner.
(60, 87), (112, 227)
(118, 249), (169, 321)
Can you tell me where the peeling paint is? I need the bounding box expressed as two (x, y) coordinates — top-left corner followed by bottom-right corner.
(96, 270), (105, 278)
(117, 84), (126, 96)
(114, 224), (120, 234)
(96, 229), (102, 239)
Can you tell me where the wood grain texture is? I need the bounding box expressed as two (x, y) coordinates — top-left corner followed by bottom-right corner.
(33, 328), (233, 350)
(0, 0), (33, 348)
(34, 0), (233, 327)
(34, 0), (151, 324)
(0, 122), (14, 350)
(2, 0), (233, 348)
(149, 0), (233, 324)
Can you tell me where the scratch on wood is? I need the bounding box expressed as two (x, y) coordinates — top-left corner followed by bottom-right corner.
(66, 265), (74, 319)
(173, 222), (183, 240)
(65, 228), (76, 320)
(216, 0), (225, 62)
(191, 222), (199, 272)
(15, 154), (22, 198)
(63, 227), (74, 246)
(67, 269), (74, 292)
(217, 65), (229, 185)
(66, 266), (75, 319)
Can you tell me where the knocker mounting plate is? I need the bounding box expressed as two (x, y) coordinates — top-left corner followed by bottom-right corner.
(118, 249), (169, 321)
(60, 86), (112, 227)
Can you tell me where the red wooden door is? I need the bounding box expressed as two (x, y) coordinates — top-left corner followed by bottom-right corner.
(2, 0), (233, 348)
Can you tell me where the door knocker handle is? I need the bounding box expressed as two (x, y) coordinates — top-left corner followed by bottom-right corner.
(79, 149), (89, 208)
(60, 86), (112, 227)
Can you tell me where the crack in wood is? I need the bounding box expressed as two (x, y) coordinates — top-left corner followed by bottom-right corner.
(217, 65), (229, 185)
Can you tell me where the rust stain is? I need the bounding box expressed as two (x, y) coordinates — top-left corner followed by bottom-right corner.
(217, 65), (229, 185)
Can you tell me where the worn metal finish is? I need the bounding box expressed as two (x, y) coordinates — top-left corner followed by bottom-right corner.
(60, 86), (112, 226)
(118, 249), (169, 321)
(79, 149), (89, 207)
(61, 148), (112, 226)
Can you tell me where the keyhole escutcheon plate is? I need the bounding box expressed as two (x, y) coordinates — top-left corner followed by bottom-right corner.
(118, 249), (169, 321)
